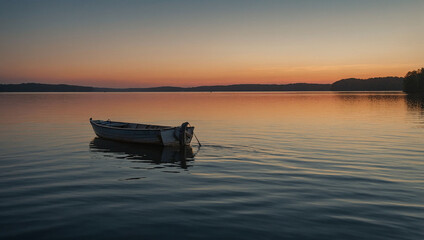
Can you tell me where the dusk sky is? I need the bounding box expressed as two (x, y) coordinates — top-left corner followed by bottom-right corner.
(1, 0), (423, 87)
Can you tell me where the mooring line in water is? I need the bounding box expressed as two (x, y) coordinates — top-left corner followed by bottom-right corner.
(188, 123), (202, 147)
(193, 132), (202, 147)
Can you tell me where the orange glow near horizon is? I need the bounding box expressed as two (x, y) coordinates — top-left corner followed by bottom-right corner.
(0, 63), (421, 87)
(1, 58), (422, 87)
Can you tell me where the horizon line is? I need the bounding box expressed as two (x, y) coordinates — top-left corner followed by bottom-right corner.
(0, 75), (404, 89)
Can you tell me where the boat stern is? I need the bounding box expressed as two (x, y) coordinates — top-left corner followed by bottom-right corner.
(160, 126), (195, 146)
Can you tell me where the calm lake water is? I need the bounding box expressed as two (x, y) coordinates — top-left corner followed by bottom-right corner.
(0, 92), (423, 240)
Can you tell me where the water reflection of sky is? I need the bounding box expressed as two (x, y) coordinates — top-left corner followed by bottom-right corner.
(1, 92), (423, 240)
(405, 94), (424, 126)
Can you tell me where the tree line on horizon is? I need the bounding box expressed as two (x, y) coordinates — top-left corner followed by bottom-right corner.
(1, 68), (423, 93)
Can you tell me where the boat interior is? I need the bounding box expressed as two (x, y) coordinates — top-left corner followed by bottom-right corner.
(94, 120), (171, 130)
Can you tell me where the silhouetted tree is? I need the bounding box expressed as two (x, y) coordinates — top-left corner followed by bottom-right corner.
(403, 68), (424, 93)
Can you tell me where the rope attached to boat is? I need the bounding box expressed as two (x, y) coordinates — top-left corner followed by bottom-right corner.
(193, 132), (202, 147)
(188, 123), (202, 147)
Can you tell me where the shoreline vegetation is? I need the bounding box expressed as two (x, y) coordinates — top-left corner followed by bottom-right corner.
(0, 77), (403, 92)
(403, 68), (424, 93)
(1, 67), (423, 93)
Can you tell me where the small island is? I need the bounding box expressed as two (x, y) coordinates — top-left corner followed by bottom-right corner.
(330, 77), (403, 91)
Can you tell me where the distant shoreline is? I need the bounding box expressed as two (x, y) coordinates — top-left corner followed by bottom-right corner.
(0, 77), (403, 92)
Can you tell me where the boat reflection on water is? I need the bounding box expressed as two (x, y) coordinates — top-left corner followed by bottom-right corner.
(89, 137), (195, 169)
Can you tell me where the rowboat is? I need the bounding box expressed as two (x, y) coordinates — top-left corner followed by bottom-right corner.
(89, 118), (195, 146)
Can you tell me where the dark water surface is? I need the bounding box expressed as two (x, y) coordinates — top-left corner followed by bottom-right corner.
(0, 92), (423, 239)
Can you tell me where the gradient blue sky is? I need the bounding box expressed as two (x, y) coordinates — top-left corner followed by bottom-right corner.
(1, 0), (423, 87)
